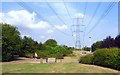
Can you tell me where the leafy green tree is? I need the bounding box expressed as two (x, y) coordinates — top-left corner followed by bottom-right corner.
(44, 39), (57, 47)
(91, 41), (102, 52)
(82, 46), (90, 51)
(2, 23), (21, 61)
(62, 45), (73, 56)
(115, 34), (120, 48)
(37, 42), (43, 50)
(20, 36), (38, 56)
(102, 36), (115, 48)
(54, 46), (66, 55)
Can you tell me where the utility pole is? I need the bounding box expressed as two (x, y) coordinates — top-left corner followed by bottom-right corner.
(72, 17), (84, 50)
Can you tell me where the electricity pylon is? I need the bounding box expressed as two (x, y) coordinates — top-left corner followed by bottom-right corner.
(72, 17), (84, 50)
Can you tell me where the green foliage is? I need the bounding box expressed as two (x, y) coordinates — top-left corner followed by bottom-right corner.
(36, 45), (73, 59)
(20, 36), (39, 56)
(91, 41), (102, 52)
(53, 46), (66, 58)
(79, 54), (94, 64)
(2, 23), (21, 61)
(37, 46), (66, 59)
(25, 53), (33, 58)
(62, 45), (73, 56)
(54, 53), (64, 59)
(44, 39), (57, 47)
(2, 53), (13, 61)
(2, 23), (73, 61)
(82, 46), (90, 51)
(93, 48), (120, 70)
(54, 46), (65, 54)
(37, 51), (48, 59)
(79, 48), (120, 70)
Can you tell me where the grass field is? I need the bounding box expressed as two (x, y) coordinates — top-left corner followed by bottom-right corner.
(2, 62), (119, 73)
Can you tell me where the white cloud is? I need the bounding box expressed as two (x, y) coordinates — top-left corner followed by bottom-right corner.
(51, 3), (84, 18)
(29, 21), (50, 29)
(55, 25), (68, 30)
(0, 10), (50, 30)
(75, 13), (84, 18)
(46, 29), (54, 34)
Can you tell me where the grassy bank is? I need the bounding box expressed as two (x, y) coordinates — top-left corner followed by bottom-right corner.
(2, 62), (118, 73)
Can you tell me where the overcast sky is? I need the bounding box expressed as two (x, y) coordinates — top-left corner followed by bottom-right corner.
(0, 1), (118, 48)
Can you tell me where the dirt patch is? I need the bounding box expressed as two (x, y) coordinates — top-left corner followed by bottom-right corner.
(2, 57), (79, 64)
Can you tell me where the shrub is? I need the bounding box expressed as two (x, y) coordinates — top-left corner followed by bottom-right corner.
(37, 51), (49, 59)
(25, 53), (33, 58)
(93, 48), (120, 70)
(2, 53), (13, 61)
(36, 45), (72, 59)
(44, 39), (57, 47)
(54, 46), (66, 54)
(79, 54), (94, 64)
(55, 53), (64, 59)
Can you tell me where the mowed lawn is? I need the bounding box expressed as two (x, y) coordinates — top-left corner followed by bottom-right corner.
(2, 62), (119, 73)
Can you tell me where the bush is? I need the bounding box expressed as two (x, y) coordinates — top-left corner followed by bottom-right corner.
(44, 39), (57, 47)
(93, 48), (120, 70)
(82, 46), (90, 51)
(55, 53), (64, 59)
(25, 53), (33, 58)
(54, 46), (66, 54)
(36, 46), (68, 59)
(2, 24), (21, 61)
(79, 54), (94, 64)
(37, 51), (49, 59)
(2, 53), (13, 61)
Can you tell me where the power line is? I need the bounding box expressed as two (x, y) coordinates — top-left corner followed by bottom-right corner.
(16, 2), (72, 37)
(87, 2), (101, 28)
(83, 2), (101, 47)
(81, 2), (88, 48)
(86, 2), (116, 35)
(45, 1), (74, 38)
(62, 0), (75, 44)
(45, 0), (68, 26)
(62, 0), (74, 24)
(83, 2), (88, 23)
(71, 2), (87, 49)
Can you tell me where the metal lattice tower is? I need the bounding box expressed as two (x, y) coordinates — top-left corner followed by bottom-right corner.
(72, 17), (84, 49)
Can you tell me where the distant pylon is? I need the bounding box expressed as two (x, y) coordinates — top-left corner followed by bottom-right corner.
(72, 17), (84, 50)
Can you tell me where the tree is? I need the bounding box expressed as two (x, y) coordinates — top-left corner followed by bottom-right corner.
(91, 41), (102, 52)
(53, 46), (66, 58)
(44, 39), (57, 47)
(20, 36), (38, 56)
(62, 45), (73, 55)
(115, 34), (120, 48)
(2, 23), (21, 61)
(102, 36), (115, 48)
(82, 46), (90, 51)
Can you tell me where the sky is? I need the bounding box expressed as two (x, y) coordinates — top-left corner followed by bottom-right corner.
(0, 1), (118, 48)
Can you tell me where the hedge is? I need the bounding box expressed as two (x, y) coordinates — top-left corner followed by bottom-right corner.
(79, 54), (94, 64)
(79, 48), (120, 70)
(93, 48), (120, 70)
